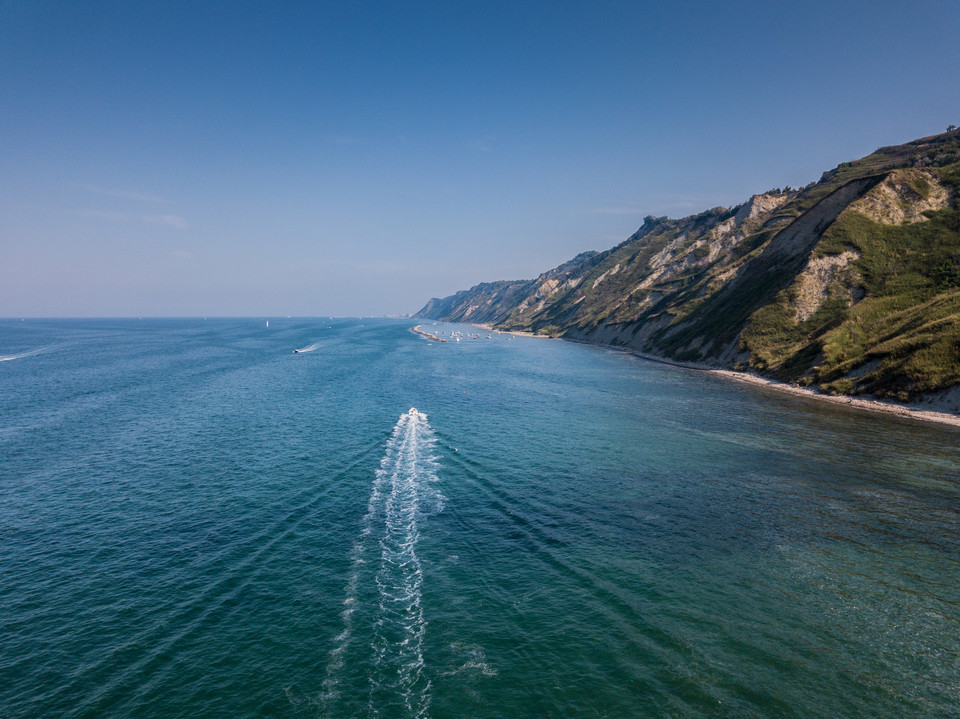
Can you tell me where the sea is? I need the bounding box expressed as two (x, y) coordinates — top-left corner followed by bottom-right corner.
(2, 317), (959, 718)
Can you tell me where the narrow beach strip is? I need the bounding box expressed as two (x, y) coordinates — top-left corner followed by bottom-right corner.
(619, 347), (960, 427)
(469, 324), (960, 427)
(708, 368), (960, 427)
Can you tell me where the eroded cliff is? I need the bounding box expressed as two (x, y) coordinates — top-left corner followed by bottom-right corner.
(416, 129), (960, 402)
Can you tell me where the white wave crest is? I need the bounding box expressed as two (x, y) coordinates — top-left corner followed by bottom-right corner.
(442, 642), (498, 677)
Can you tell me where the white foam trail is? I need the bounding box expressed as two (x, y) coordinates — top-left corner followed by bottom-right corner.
(0, 343), (62, 362)
(294, 342), (321, 353)
(322, 409), (441, 718)
(441, 642), (498, 677)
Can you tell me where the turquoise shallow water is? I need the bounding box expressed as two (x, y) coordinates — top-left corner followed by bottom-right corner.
(2, 318), (959, 718)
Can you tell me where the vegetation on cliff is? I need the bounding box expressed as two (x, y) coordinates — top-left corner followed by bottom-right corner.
(416, 129), (960, 403)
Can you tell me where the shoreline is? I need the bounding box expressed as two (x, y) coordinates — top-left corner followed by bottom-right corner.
(411, 324), (447, 342)
(470, 322), (543, 339)
(710, 367), (960, 427)
(611, 346), (960, 428)
(466, 323), (960, 427)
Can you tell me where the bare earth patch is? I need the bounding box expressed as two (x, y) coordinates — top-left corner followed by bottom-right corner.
(849, 169), (952, 225)
(793, 249), (861, 322)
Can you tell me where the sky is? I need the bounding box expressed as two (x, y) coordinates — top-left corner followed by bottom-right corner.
(2, 0), (959, 317)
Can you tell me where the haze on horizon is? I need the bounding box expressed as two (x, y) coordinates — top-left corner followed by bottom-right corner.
(2, 0), (958, 318)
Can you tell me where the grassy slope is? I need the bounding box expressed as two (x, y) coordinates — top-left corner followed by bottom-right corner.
(417, 130), (960, 400)
(742, 159), (960, 399)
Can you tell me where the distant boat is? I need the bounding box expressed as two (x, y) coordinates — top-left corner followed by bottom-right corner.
(266, 320), (269, 328)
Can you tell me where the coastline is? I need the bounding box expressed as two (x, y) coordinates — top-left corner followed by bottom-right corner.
(470, 322), (543, 339)
(620, 348), (960, 428)
(466, 323), (960, 427)
(709, 367), (960, 427)
(411, 324), (447, 342)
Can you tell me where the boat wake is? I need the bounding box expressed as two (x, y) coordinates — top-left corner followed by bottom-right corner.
(321, 408), (442, 718)
(293, 342), (321, 354)
(0, 344), (63, 363)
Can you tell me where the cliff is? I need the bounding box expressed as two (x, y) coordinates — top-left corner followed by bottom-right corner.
(416, 129), (960, 404)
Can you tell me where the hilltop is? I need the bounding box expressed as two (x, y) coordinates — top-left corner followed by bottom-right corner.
(416, 129), (960, 410)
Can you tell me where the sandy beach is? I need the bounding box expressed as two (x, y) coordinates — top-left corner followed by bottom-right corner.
(707, 368), (960, 427)
(627, 348), (960, 427)
(468, 323), (960, 427)
(471, 322), (541, 339)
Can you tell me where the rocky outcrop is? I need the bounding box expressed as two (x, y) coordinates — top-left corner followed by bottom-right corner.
(848, 169), (952, 225)
(793, 250), (862, 323)
(733, 192), (793, 225)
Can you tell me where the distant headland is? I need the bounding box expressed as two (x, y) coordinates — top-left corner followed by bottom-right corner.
(416, 128), (960, 422)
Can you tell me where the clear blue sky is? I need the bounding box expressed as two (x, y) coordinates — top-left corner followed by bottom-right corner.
(2, 0), (958, 317)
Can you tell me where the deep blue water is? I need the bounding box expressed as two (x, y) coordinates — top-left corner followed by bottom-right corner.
(2, 318), (959, 718)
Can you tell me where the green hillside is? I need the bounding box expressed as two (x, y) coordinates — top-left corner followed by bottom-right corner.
(416, 129), (960, 404)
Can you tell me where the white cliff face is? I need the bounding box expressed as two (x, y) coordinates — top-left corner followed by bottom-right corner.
(592, 263), (621, 289)
(792, 250), (862, 323)
(414, 129), (960, 403)
(733, 192), (793, 226)
(848, 169), (952, 225)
